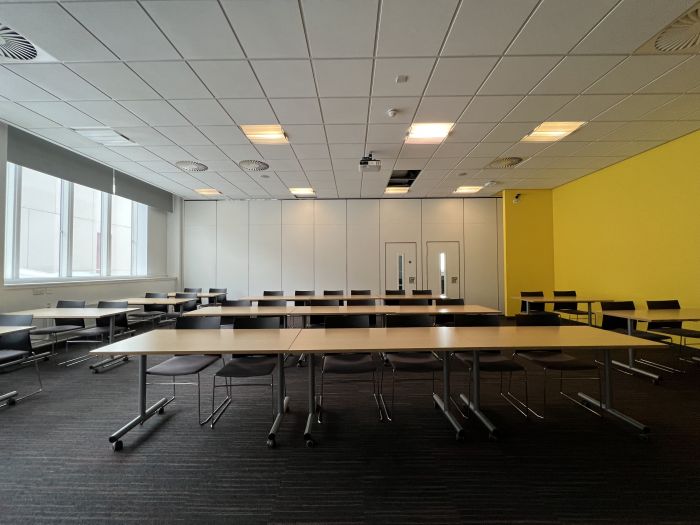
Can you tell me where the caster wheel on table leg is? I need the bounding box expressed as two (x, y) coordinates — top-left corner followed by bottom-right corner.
(305, 439), (315, 448)
(112, 440), (123, 452)
(93, 369), (100, 374)
(123, 356), (129, 363)
(157, 407), (165, 415)
(456, 431), (465, 442)
(266, 438), (276, 449)
(7, 397), (16, 406)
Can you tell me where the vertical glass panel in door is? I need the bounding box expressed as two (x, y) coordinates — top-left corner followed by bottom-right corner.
(427, 241), (461, 298)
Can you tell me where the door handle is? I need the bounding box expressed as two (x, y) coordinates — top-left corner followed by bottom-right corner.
(451, 276), (458, 284)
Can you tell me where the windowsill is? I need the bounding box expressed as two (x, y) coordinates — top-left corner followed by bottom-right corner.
(2, 275), (177, 289)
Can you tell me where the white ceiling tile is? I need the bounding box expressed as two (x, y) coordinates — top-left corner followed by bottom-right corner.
(285, 125), (326, 144)
(128, 62), (211, 99)
(20, 101), (101, 127)
(549, 94), (627, 121)
(320, 98), (369, 124)
(252, 60), (316, 98)
(484, 122), (538, 142)
(466, 143), (509, 157)
(205, 159), (242, 172)
(145, 145), (192, 162)
(67, 63), (161, 101)
(169, 99), (233, 126)
(366, 124), (409, 142)
(70, 101), (144, 127)
(189, 61), (264, 98)
(537, 141), (588, 156)
(302, 0), (377, 58)
(479, 56), (562, 95)
(640, 56), (700, 94)
(107, 146), (160, 162)
(393, 158), (428, 170)
(33, 128), (102, 148)
(155, 126), (212, 146)
(427, 57), (498, 96)
(443, 0), (538, 55)
(369, 97), (420, 124)
(313, 59), (372, 97)
(332, 158), (366, 170)
(595, 94), (678, 121)
(220, 144), (263, 162)
(399, 144), (439, 158)
(604, 141), (663, 157)
(377, 0), (458, 57)
(0, 2), (116, 61)
(329, 143), (366, 158)
(533, 56), (625, 95)
(137, 160), (181, 172)
(459, 96), (522, 123)
(222, 0), (308, 58)
(642, 95), (700, 121)
(64, 1), (179, 60)
(119, 100), (188, 126)
(142, 1), (243, 59)
(300, 158), (333, 171)
(573, 0), (696, 54)
(0, 67), (56, 102)
(219, 99), (277, 124)
(446, 123), (495, 142)
(365, 143), (403, 158)
(372, 58), (435, 97)
(325, 124), (366, 143)
(114, 126), (173, 146)
(182, 145), (230, 161)
(560, 121), (623, 141)
(255, 145), (296, 160)
(585, 56), (688, 94)
(292, 144), (329, 159)
(198, 125), (249, 145)
(503, 95), (574, 123)
(414, 97), (469, 122)
(425, 157), (460, 169)
(508, 0), (617, 55)
(502, 142), (552, 157)
(74, 147), (129, 164)
(270, 98), (322, 124)
(455, 157), (492, 170)
(6, 64), (108, 101)
(435, 142), (476, 157)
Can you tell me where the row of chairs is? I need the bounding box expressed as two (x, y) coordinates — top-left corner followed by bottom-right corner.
(520, 290), (591, 322)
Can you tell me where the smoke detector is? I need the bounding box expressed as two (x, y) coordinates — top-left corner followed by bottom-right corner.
(175, 160), (208, 172)
(487, 156), (523, 168)
(238, 159), (270, 171)
(636, 6), (700, 54)
(0, 24), (37, 61)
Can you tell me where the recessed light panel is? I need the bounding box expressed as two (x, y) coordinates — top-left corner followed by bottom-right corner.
(521, 122), (586, 142)
(453, 186), (483, 194)
(405, 123), (453, 144)
(289, 187), (315, 196)
(384, 187), (410, 194)
(241, 124), (288, 144)
(195, 188), (221, 196)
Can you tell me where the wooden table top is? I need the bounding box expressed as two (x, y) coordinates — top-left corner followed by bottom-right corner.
(91, 328), (301, 355)
(8, 307), (139, 319)
(599, 309), (700, 322)
(167, 292), (222, 298)
(92, 325), (664, 356)
(242, 294), (448, 302)
(184, 306), (296, 317)
(0, 326), (34, 336)
(513, 296), (610, 304)
(183, 305), (500, 317)
(123, 297), (191, 306)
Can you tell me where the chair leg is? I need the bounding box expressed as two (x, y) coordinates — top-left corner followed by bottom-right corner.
(542, 368), (547, 419)
(318, 370), (324, 423)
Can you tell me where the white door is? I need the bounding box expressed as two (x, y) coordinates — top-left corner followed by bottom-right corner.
(385, 242), (417, 292)
(426, 241), (461, 298)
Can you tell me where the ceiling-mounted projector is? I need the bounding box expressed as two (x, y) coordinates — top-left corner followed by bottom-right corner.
(359, 153), (381, 173)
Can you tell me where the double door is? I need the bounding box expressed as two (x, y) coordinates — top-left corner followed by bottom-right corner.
(385, 241), (461, 297)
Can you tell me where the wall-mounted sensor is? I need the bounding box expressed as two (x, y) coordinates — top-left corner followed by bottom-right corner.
(387, 108), (398, 118)
(513, 193), (521, 204)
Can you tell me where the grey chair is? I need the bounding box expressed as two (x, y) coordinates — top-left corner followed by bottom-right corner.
(347, 290), (375, 306)
(0, 315), (49, 408)
(452, 315), (530, 418)
(220, 299), (252, 328)
(30, 300), (86, 352)
(436, 298), (464, 326)
(184, 287), (203, 306)
(383, 314), (440, 420)
(263, 290), (284, 296)
(256, 299), (286, 328)
(165, 292), (198, 321)
(520, 291), (545, 313)
(514, 313), (601, 418)
(552, 290), (592, 324)
(208, 288), (227, 305)
(209, 316), (280, 430)
(647, 299), (700, 366)
(323, 289), (345, 306)
(128, 293), (168, 327)
(318, 315), (384, 422)
(399, 290), (432, 306)
(294, 290), (315, 306)
(146, 316), (223, 425)
(384, 289), (406, 306)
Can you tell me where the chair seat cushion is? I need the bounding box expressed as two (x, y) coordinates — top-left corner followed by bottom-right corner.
(31, 325), (83, 335)
(0, 349), (31, 364)
(74, 326), (113, 338)
(215, 356), (277, 378)
(521, 351), (597, 371)
(323, 353), (378, 374)
(613, 328), (671, 342)
(386, 352), (442, 372)
(555, 308), (588, 316)
(649, 327), (700, 339)
(454, 351), (524, 372)
(147, 355), (220, 376)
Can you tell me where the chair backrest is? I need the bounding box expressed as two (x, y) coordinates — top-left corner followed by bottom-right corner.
(552, 290), (577, 310)
(600, 300), (637, 331)
(263, 290), (284, 296)
(384, 289), (406, 305)
(97, 300), (129, 328)
(386, 314), (434, 328)
(222, 299), (252, 307)
(235, 316), (281, 329)
(0, 314), (33, 351)
(294, 290), (315, 306)
(175, 316), (221, 329)
(398, 298), (431, 306)
(520, 290), (545, 312)
(209, 288), (227, 303)
(454, 314), (500, 327)
(258, 299), (287, 307)
(350, 289), (371, 295)
(309, 299), (341, 306)
(55, 299), (86, 327)
(323, 290), (344, 306)
(346, 298), (375, 306)
(436, 298), (464, 306)
(515, 312), (560, 326)
(175, 292), (198, 312)
(647, 299), (682, 329)
(412, 289), (432, 295)
(140, 293), (167, 314)
(324, 315), (370, 329)
(184, 287), (202, 293)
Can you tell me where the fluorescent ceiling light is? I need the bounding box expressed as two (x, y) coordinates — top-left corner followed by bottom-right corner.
(384, 187), (410, 194)
(405, 123), (453, 144)
(289, 187), (315, 196)
(73, 127), (137, 147)
(241, 124), (288, 144)
(195, 188), (222, 196)
(521, 121), (586, 142)
(453, 185), (483, 194)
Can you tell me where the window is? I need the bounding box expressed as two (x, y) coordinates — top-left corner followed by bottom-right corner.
(4, 163), (149, 282)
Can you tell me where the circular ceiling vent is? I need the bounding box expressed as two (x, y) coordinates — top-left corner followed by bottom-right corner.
(175, 160), (208, 172)
(0, 25), (38, 61)
(238, 159), (270, 171)
(487, 156), (523, 169)
(655, 8), (700, 52)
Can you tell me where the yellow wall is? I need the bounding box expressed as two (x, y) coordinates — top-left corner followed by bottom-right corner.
(502, 189), (554, 316)
(552, 130), (700, 313)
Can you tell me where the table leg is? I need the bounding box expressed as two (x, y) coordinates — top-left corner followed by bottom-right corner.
(109, 355), (170, 451)
(303, 353), (316, 447)
(578, 349), (649, 434)
(458, 350), (498, 438)
(610, 318), (661, 383)
(267, 353), (288, 448)
(90, 315), (129, 373)
(432, 351), (464, 440)
(587, 303), (593, 326)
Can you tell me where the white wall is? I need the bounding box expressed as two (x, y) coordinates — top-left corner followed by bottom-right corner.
(183, 198), (504, 309)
